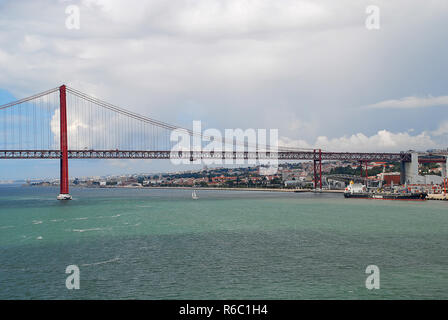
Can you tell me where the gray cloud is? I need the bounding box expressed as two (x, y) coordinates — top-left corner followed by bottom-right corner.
(363, 95), (448, 110)
(1, 0), (448, 154)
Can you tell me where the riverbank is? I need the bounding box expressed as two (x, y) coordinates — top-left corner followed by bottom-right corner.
(97, 185), (345, 193)
(27, 184), (447, 198)
(25, 183), (346, 193)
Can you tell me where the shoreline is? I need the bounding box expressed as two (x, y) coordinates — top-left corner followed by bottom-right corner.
(117, 187), (443, 198)
(25, 184), (345, 193)
(85, 185), (345, 193)
(19, 184), (446, 199)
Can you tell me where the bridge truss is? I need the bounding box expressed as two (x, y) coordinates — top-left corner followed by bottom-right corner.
(0, 150), (409, 161)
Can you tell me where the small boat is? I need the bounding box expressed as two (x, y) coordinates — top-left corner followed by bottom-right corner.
(192, 190), (199, 200)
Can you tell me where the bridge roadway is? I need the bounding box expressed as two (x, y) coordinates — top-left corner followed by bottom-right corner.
(0, 150), (411, 162)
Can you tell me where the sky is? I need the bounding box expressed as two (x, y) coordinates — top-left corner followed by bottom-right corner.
(1, 0), (448, 179)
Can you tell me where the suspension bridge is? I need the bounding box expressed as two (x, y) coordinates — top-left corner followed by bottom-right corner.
(0, 85), (421, 200)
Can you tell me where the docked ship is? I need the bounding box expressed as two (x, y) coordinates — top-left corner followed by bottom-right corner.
(344, 181), (427, 201)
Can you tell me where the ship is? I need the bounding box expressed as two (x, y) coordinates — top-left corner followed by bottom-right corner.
(344, 181), (427, 201)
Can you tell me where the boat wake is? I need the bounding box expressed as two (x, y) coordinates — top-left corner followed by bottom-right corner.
(71, 227), (111, 233)
(80, 257), (120, 267)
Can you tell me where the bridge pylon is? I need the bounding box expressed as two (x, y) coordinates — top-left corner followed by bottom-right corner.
(57, 85), (71, 200)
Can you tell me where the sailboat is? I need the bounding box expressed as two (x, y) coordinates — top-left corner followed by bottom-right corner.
(192, 189), (199, 200)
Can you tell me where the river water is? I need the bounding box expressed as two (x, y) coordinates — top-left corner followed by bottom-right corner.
(0, 184), (446, 299)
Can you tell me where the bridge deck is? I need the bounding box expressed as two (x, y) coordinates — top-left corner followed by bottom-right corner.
(0, 150), (410, 162)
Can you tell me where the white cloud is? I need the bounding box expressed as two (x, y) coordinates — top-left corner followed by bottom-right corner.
(432, 120), (448, 136)
(19, 35), (44, 52)
(363, 95), (448, 110)
(280, 129), (438, 152)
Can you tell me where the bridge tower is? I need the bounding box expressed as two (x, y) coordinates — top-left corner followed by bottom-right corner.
(57, 85), (72, 200)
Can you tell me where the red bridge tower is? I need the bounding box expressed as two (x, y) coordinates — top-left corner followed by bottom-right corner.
(57, 85), (72, 200)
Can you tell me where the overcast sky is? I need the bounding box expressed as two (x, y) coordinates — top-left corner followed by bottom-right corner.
(1, 0), (448, 179)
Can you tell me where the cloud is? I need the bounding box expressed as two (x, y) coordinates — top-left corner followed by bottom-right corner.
(280, 129), (438, 152)
(432, 120), (448, 136)
(79, 0), (331, 37)
(19, 35), (44, 52)
(363, 95), (448, 110)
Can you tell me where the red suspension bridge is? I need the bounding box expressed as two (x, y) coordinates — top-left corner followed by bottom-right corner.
(0, 85), (427, 199)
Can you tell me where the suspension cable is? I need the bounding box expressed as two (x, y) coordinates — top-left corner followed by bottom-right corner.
(66, 86), (317, 152)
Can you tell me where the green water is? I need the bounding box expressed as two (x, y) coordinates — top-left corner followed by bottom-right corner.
(0, 185), (447, 299)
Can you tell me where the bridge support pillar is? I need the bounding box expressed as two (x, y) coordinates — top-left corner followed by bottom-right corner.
(442, 157), (448, 180)
(401, 152), (418, 185)
(442, 158), (448, 195)
(400, 160), (406, 185)
(364, 161), (369, 186)
(313, 149), (322, 190)
(57, 85), (71, 200)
